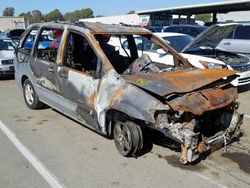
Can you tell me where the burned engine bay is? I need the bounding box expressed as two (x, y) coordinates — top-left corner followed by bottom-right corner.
(187, 48), (250, 68)
(154, 89), (243, 164)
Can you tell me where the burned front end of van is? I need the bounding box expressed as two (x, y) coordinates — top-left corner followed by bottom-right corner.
(155, 87), (242, 164)
(123, 68), (243, 164)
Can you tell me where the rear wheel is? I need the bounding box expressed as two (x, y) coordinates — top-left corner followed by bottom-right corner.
(113, 121), (143, 157)
(23, 79), (44, 109)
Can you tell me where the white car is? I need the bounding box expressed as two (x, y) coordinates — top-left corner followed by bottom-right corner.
(183, 23), (250, 86)
(0, 37), (16, 76)
(109, 32), (232, 72)
(217, 23), (250, 57)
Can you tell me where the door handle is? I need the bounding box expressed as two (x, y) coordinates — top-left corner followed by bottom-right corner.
(223, 42), (231, 45)
(48, 67), (55, 73)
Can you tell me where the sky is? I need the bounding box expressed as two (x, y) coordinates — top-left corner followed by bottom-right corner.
(1, 0), (225, 16)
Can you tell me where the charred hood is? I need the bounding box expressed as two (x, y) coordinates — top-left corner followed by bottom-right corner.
(123, 69), (237, 97)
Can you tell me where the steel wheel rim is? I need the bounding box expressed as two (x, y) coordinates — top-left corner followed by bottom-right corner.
(114, 122), (132, 154)
(25, 84), (34, 105)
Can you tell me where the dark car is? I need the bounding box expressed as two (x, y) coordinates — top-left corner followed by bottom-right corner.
(143, 26), (164, 32)
(15, 22), (243, 164)
(7, 29), (25, 43)
(162, 25), (207, 37)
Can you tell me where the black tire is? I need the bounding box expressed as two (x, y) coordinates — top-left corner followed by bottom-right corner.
(23, 79), (44, 109)
(113, 121), (143, 157)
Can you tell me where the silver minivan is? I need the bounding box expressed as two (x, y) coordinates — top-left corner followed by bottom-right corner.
(14, 22), (243, 164)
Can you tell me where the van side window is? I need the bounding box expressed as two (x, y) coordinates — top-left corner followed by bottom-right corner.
(21, 29), (37, 52)
(35, 28), (63, 63)
(63, 32), (98, 72)
(234, 26), (250, 40)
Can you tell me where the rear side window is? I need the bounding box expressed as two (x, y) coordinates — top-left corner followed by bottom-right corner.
(21, 29), (37, 52)
(234, 26), (250, 40)
(35, 28), (63, 63)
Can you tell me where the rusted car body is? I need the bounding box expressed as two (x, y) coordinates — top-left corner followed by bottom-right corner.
(14, 22), (243, 164)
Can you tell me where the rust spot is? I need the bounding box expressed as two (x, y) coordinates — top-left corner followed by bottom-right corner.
(197, 142), (207, 153)
(169, 87), (236, 115)
(88, 91), (96, 108)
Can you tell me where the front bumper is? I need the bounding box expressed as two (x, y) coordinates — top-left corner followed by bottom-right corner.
(238, 70), (250, 86)
(155, 111), (244, 164)
(182, 111), (243, 164)
(0, 64), (15, 76)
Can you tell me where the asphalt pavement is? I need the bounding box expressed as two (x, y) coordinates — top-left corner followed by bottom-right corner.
(0, 79), (250, 188)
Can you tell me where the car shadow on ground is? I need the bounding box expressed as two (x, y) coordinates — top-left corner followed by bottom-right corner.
(238, 84), (250, 93)
(50, 108), (243, 165)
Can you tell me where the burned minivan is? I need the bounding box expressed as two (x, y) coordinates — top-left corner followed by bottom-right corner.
(14, 22), (243, 164)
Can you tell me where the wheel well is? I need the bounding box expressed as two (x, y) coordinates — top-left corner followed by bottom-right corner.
(21, 75), (28, 87)
(105, 110), (128, 137)
(105, 109), (143, 137)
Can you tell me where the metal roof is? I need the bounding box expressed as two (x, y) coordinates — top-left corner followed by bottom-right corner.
(77, 22), (150, 34)
(30, 22), (150, 34)
(136, 0), (250, 15)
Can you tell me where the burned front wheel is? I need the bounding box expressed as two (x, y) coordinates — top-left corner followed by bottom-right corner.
(113, 121), (143, 157)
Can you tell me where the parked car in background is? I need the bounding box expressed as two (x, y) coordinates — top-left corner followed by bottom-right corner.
(7, 29), (25, 43)
(162, 24), (207, 37)
(0, 32), (8, 38)
(113, 32), (231, 73)
(154, 32), (193, 52)
(0, 37), (16, 76)
(155, 32), (232, 70)
(183, 23), (250, 86)
(143, 26), (164, 32)
(15, 22), (243, 164)
(217, 23), (250, 57)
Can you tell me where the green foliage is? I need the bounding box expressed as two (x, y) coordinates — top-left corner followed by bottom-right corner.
(44, 9), (64, 22)
(19, 10), (43, 24)
(96, 15), (104, 18)
(195, 14), (211, 23)
(15, 7), (96, 23)
(3, 7), (15, 16)
(31, 10), (43, 23)
(64, 8), (94, 22)
(127, 10), (135, 14)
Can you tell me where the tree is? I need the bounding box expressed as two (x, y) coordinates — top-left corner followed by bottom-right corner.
(64, 8), (94, 22)
(19, 10), (43, 24)
(3, 7), (15, 16)
(31, 10), (43, 23)
(81, 8), (94, 18)
(127, 10), (135, 14)
(44, 9), (64, 22)
(96, 15), (104, 18)
(195, 14), (211, 23)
